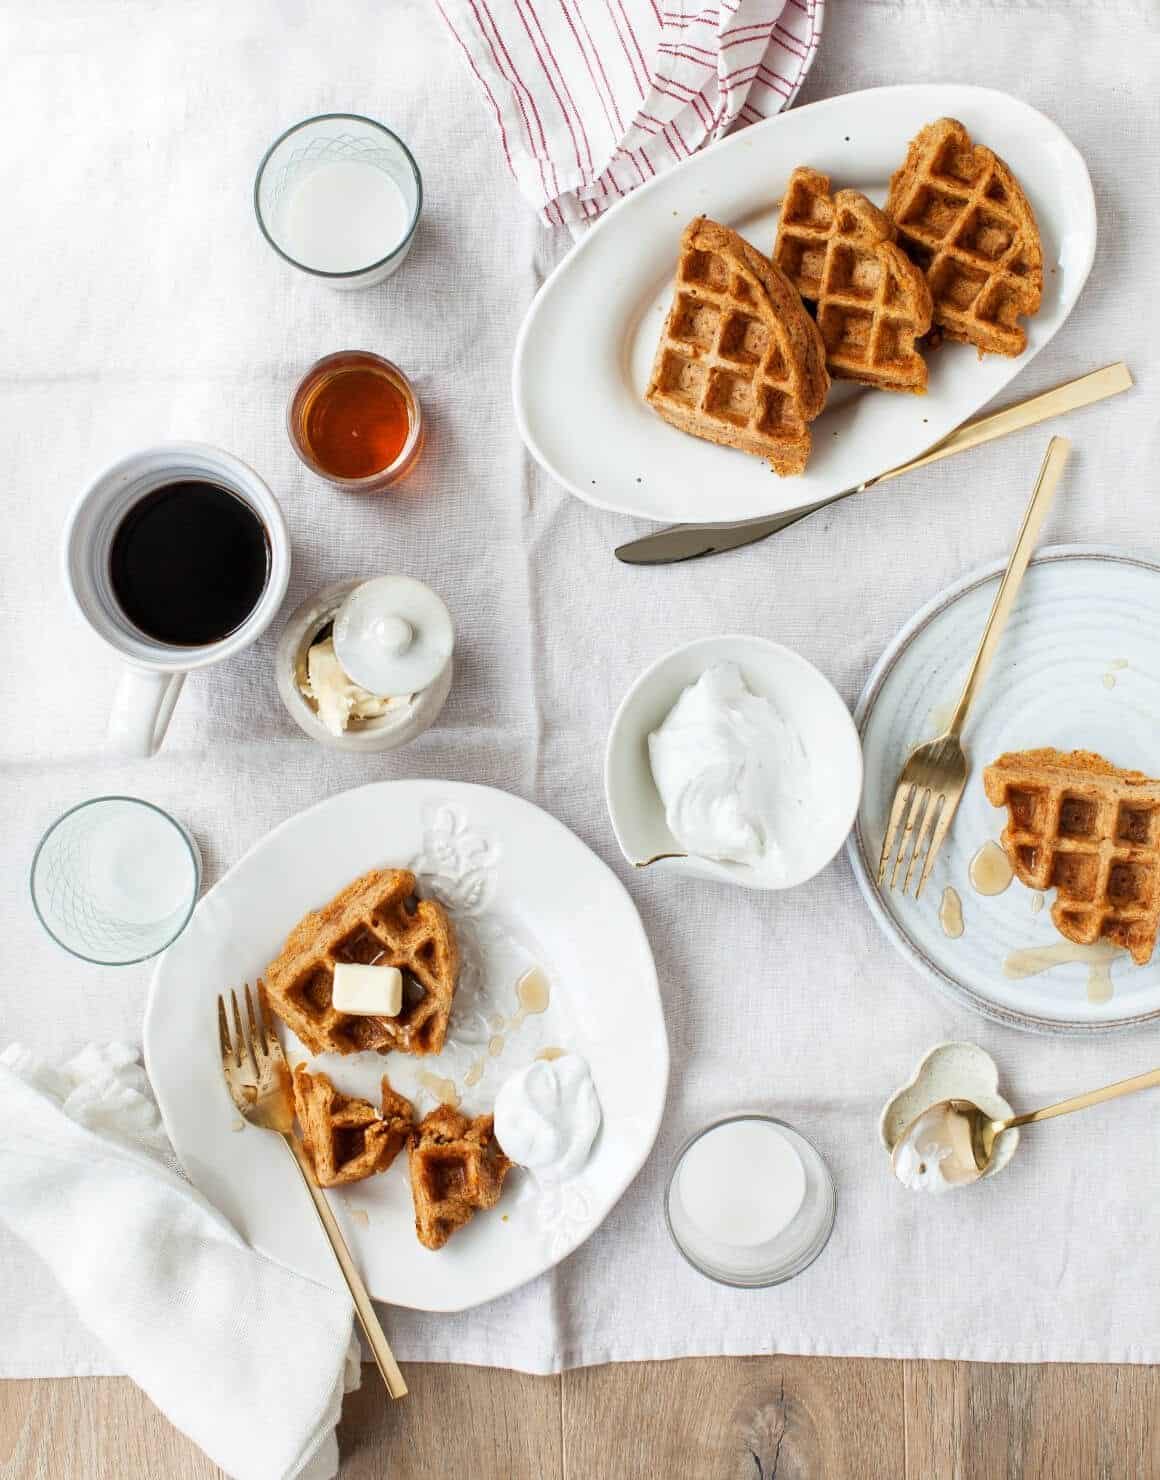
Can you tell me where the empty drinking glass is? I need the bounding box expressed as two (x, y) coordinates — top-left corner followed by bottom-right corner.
(31, 797), (201, 965)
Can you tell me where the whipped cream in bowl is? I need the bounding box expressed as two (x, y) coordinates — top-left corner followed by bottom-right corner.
(880, 1041), (1020, 1191)
(605, 636), (862, 890)
(648, 662), (815, 883)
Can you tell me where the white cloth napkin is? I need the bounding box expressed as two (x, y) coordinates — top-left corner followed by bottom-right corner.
(0, 1043), (359, 1480)
(435, 0), (823, 230)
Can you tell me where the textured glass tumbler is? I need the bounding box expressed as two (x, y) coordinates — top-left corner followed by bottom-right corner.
(254, 113), (422, 289)
(31, 797), (201, 965)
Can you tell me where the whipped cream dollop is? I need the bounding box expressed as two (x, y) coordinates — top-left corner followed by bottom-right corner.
(493, 1054), (601, 1181)
(647, 663), (812, 878)
(891, 1105), (982, 1195)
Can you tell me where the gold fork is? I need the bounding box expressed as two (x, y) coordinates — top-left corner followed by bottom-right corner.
(877, 436), (1071, 899)
(217, 985), (407, 1399)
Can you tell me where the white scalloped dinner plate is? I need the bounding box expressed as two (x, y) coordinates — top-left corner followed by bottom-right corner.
(513, 84), (1096, 524)
(848, 547), (1160, 1034)
(144, 781), (668, 1311)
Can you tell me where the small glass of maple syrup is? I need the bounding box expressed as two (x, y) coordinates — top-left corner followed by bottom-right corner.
(288, 350), (423, 491)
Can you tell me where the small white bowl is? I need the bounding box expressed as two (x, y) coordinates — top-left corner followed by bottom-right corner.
(604, 635), (862, 890)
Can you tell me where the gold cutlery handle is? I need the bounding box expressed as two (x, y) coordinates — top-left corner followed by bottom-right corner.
(872, 362), (1132, 488)
(615, 363), (1131, 565)
(946, 435), (1069, 737)
(999, 1066), (1160, 1133)
(283, 1134), (408, 1399)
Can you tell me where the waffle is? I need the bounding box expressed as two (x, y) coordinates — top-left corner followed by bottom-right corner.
(408, 1105), (512, 1250)
(983, 749), (1160, 965)
(263, 868), (458, 1057)
(645, 216), (829, 475)
(885, 118), (1043, 357)
(293, 1066), (414, 1187)
(773, 168), (932, 393)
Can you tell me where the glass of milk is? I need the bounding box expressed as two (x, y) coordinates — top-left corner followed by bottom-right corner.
(665, 1114), (836, 1286)
(254, 113), (422, 290)
(31, 797), (201, 965)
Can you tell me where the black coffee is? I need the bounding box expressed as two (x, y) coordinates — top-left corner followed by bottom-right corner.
(110, 480), (270, 647)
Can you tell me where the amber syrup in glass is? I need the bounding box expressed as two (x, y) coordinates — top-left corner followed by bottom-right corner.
(289, 352), (422, 489)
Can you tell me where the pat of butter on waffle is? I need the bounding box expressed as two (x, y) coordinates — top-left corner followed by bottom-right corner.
(333, 962), (403, 1016)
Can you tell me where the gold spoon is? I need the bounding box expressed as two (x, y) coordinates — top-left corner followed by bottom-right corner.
(892, 1066), (1160, 1186)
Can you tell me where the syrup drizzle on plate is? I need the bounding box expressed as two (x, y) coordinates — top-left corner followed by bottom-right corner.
(969, 841), (1013, 896)
(418, 1072), (460, 1108)
(461, 967), (554, 1094)
(938, 886), (964, 939)
(1002, 940), (1121, 1003)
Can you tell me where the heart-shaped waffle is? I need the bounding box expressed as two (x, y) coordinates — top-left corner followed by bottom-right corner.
(646, 216), (829, 475)
(983, 748), (1160, 965)
(773, 167), (932, 393)
(886, 118), (1043, 357)
(263, 868), (458, 1056)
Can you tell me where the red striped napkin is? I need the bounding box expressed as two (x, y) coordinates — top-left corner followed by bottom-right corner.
(436, 0), (824, 231)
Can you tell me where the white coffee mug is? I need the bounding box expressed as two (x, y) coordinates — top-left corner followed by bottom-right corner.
(63, 443), (291, 756)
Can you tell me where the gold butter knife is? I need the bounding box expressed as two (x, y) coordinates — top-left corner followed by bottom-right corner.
(614, 362), (1132, 566)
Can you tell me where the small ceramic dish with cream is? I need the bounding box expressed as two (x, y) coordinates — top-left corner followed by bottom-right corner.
(605, 635), (862, 890)
(880, 1041), (1019, 1185)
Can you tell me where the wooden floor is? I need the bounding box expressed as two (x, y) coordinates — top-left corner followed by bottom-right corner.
(2, 1360), (1157, 1478)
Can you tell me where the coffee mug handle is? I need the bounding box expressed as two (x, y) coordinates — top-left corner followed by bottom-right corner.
(108, 667), (186, 757)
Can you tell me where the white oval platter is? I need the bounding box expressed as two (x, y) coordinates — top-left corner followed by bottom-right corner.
(514, 84), (1096, 525)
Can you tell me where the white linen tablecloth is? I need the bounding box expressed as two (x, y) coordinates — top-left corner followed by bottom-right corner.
(2, 0), (1158, 1376)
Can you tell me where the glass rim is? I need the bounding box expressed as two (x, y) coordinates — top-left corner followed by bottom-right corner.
(253, 112), (424, 280)
(286, 350), (424, 488)
(663, 1112), (837, 1289)
(30, 795), (201, 967)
